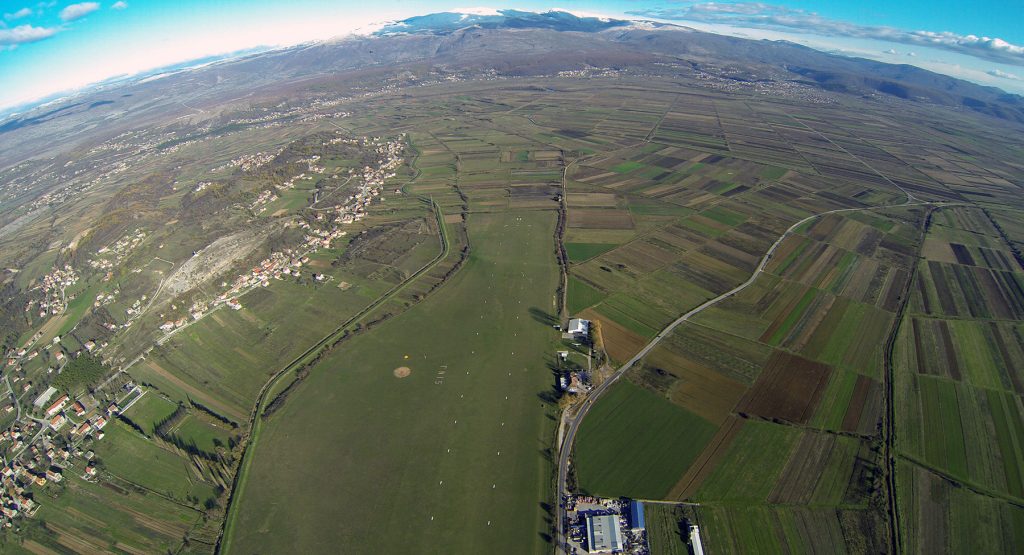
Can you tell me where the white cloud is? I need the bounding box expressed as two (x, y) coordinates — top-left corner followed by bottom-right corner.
(629, 2), (1024, 66)
(0, 24), (59, 45)
(883, 48), (896, 55)
(59, 2), (99, 22)
(987, 69), (1021, 80)
(4, 7), (33, 20)
(111, 1), (127, 9)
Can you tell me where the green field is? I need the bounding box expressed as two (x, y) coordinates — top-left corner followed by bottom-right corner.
(29, 472), (203, 553)
(565, 242), (617, 262)
(574, 380), (718, 499)
(122, 392), (179, 434)
(171, 414), (234, 454)
(95, 421), (219, 504)
(892, 204), (1024, 553)
(567, 276), (606, 314)
(646, 504), (690, 555)
(694, 421), (799, 502)
(225, 211), (560, 553)
(696, 506), (870, 554)
(612, 161), (645, 173)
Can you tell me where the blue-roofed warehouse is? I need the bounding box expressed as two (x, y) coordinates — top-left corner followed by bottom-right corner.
(628, 500), (645, 531)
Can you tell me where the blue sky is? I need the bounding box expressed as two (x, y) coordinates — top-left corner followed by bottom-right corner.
(1, 1), (1022, 111)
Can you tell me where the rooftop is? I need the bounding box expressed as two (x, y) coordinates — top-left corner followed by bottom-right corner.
(586, 513), (623, 553)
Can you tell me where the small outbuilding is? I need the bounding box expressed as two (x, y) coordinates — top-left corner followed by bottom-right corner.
(690, 524), (705, 555)
(628, 500), (645, 531)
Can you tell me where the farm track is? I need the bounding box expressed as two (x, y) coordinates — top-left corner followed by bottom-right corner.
(878, 205), (935, 555)
(898, 452), (1024, 509)
(554, 196), (956, 553)
(217, 194), (455, 553)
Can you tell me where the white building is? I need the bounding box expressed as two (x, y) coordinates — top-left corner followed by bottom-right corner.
(568, 318), (590, 338)
(586, 514), (623, 553)
(33, 386), (58, 409)
(690, 524), (705, 555)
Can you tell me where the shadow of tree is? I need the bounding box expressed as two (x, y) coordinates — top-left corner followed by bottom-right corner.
(530, 306), (560, 327)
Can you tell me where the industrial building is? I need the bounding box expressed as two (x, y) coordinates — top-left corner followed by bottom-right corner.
(628, 501), (645, 531)
(586, 513), (623, 553)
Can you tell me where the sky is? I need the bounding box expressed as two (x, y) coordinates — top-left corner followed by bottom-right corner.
(1, 1), (1022, 112)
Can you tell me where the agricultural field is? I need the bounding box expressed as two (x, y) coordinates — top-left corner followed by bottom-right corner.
(120, 392), (179, 434)
(574, 381), (718, 499)
(897, 461), (1024, 554)
(572, 208), (922, 513)
(893, 205), (1024, 553)
(547, 75), (1024, 554)
(26, 473), (206, 554)
(94, 421), (219, 504)
(645, 504), (690, 555)
(695, 506), (885, 554)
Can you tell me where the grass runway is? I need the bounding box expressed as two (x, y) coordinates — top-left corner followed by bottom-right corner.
(227, 210), (561, 553)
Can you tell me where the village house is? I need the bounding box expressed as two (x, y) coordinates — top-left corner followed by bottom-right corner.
(45, 395), (69, 417)
(48, 415), (65, 431)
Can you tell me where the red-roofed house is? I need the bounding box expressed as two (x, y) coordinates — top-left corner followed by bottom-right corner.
(45, 395), (69, 417)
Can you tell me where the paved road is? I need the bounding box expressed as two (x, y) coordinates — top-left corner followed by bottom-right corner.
(553, 199), (936, 553)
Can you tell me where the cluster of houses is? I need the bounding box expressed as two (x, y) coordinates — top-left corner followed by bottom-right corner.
(315, 135), (405, 226)
(153, 135), (404, 343)
(227, 136), (405, 291)
(87, 228), (147, 272)
(249, 189), (279, 214)
(26, 265), (78, 318)
(157, 250), (320, 333)
(5, 332), (85, 377)
(0, 382), (130, 526)
(227, 251), (312, 295)
(214, 149), (281, 173)
(278, 154), (327, 189)
(37, 389), (107, 434)
(93, 291), (118, 309)
(0, 454), (42, 523)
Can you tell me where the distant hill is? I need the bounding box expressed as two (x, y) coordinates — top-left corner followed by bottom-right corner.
(2, 8), (1023, 151)
(366, 9), (1024, 123)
